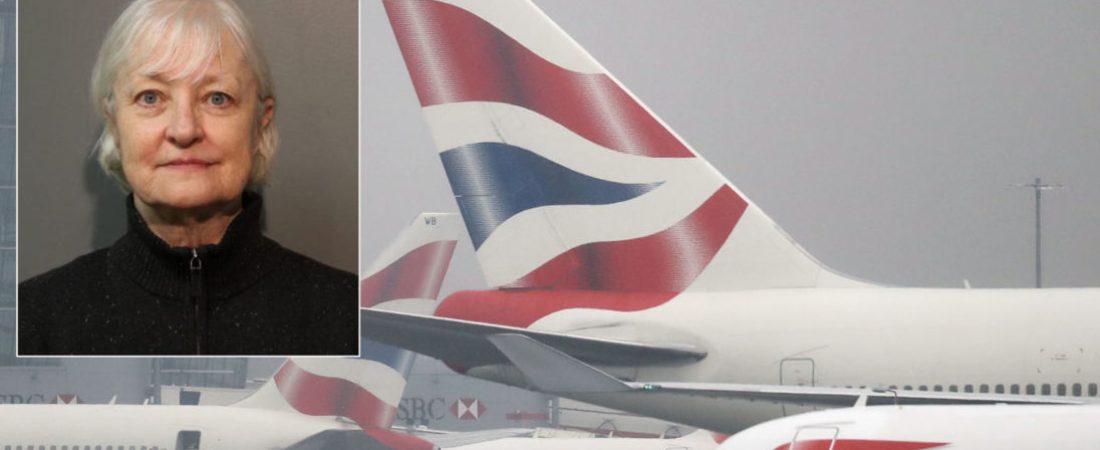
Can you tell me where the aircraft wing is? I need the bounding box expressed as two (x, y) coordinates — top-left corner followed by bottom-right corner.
(488, 333), (1086, 434)
(360, 309), (706, 368)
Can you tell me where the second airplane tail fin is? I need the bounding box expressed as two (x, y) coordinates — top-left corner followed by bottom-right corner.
(361, 212), (461, 378)
(236, 358), (436, 450)
(383, 0), (871, 297)
(232, 213), (459, 450)
(360, 212), (461, 311)
(233, 358), (405, 430)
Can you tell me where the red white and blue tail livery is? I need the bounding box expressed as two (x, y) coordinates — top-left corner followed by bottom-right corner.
(367, 0), (1100, 437)
(384, 0), (868, 329)
(385, 0), (867, 294)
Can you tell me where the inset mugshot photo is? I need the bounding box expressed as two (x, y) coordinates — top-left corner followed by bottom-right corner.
(17, 0), (359, 356)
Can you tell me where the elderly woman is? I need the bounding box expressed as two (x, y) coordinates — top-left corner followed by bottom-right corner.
(18, 0), (357, 355)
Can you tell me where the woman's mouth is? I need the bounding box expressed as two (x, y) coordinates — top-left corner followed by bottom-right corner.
(161, 159), (214, 170)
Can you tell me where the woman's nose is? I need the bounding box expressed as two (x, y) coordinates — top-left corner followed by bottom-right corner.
(166, 101), (204, 148)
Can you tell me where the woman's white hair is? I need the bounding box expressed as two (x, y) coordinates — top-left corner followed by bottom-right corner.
(91, 0), (277, 191)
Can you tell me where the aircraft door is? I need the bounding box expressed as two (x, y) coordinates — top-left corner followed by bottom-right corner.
(788, 425), (839, 450)
(175, 430), (201, 450)
(780, 358), (816, 417)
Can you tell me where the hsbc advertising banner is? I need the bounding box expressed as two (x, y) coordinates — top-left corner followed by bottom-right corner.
(399, 370), (554, 431)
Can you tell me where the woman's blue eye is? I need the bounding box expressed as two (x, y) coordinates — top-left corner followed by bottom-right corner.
(139, 91), (158, 105)
(210, 92), (229, 106)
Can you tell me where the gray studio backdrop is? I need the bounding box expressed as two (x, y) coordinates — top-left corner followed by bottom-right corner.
(18, 0), (359, 281)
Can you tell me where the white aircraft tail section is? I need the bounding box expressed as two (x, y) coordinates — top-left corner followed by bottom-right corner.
(233, 358), (406, 429)
(384, 0), (871, 297)
(234, 358), (438, 450)
(232, 213), (461, 448)
(361, 212), (461, 313)
(360, 212), (460, 380)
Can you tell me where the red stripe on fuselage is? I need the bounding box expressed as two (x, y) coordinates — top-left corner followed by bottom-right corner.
(383, 0), (693, 158)
(360, 240), (457, 308)
(273, 360), (396, 429)
(436, 187), (746, 327)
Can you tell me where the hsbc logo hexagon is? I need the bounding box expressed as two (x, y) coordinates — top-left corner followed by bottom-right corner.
(53, 394), (83, 404)
(450, 397), (487, 420)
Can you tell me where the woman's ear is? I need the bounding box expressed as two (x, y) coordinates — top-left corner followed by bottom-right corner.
(260, 96), (275, 128)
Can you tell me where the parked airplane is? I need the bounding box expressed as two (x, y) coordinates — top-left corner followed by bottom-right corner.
(0, 357), (429, 449)
(362, 214), (722, 449)
(719, 404), (1100, 450)
(363, 0), (1100, 434)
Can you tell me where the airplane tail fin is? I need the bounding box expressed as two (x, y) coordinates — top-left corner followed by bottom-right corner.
(234, 215), (459, 448)
(383, 0), (871, 295)
(235, 358), (436, 450)
(360, 212), (461, 378)
(233, 358), (406, 430)
(361, 212), (461, 312)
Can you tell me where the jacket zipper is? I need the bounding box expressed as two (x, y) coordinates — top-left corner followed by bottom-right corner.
(190, 248), (208, 355)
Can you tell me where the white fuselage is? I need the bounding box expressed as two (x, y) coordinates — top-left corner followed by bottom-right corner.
(0, 405), (353, 450)
(501, 287), (1100, 430)
(721, 404), (1100, 450)
(451, 432), (718, 450)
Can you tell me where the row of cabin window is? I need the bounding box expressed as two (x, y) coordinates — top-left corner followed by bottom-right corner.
(3, 446), (160, 450)
(839, 383), (1099, 397)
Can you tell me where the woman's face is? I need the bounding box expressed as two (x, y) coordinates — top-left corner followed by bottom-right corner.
(113, 34), (273, 213)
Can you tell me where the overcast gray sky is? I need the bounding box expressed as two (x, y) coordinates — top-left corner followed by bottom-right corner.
(362, 0), (1100, 294)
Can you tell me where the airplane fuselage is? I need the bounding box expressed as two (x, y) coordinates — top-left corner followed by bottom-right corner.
(721, 404), (1100, 450)
(450, 434), (717, 450)
(0, 404), (352, 449)
(472, 287), (1100, 431)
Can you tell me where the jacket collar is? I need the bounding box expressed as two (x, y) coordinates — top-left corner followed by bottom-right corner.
(109, 192), (285, 301)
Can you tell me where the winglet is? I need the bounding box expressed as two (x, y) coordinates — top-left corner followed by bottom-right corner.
(487, 333), (631, 393)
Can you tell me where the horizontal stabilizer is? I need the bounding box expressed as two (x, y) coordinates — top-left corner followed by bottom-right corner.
(360, 309), (706, 369)
(488, 333), (631, 393)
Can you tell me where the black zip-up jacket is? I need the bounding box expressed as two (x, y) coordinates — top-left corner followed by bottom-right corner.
(18, 193), (357, 355)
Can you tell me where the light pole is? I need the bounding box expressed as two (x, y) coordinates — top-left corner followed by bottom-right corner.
(1011, 178), (1063, 288)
